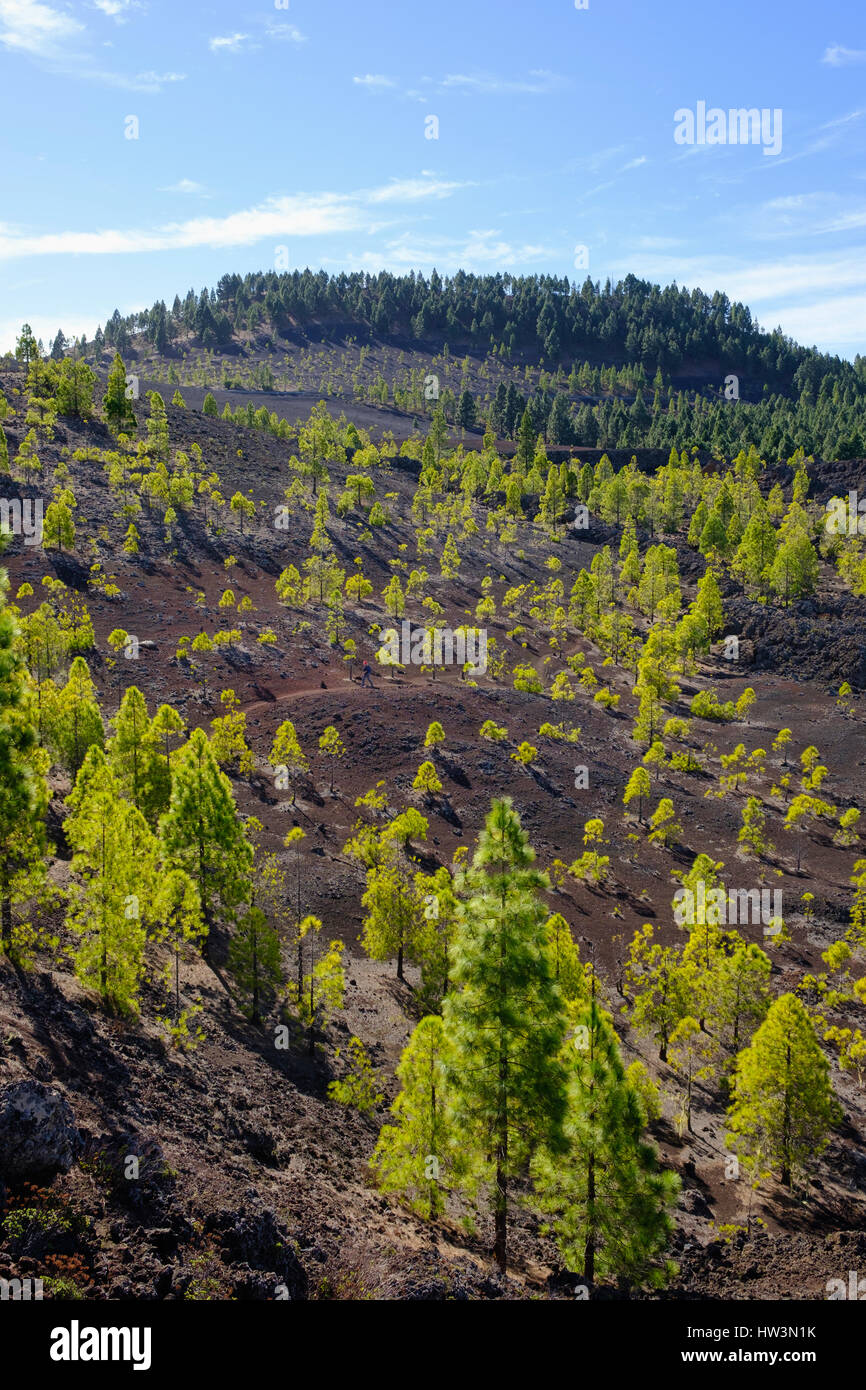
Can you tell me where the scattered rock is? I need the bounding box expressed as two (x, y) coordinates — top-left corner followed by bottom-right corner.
(0, 1081), (81, 1182)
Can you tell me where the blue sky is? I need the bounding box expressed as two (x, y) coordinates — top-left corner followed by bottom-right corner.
(1, 0), (865, 358)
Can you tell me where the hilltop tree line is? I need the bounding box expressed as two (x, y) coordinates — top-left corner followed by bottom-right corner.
(81, 268), (864, 390)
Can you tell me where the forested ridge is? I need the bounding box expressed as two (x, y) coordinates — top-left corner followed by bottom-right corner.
(36, 269), (866, 465)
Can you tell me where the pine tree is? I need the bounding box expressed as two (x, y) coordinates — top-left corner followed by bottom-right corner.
(159, 728), (253, 956)
(296, 915), (344, 1054)
(145, 390), (170, 462)
(515, 407), (535, 469)
(153, 867), (204, 1048)
(668, 1015), (716, 1133)
(270, 719), (308, 804)
(318, 724), (345, 792)
(42, 502), (75, 551)
(413, 760), (443, 803)
(65, 749), (156, 1014)
(732, 502), (777, 594)
(769, 528), (819, 605)
(103, 352), (135, 433)
(0, 551), (51, 958)
(532, 990), (680, 1286)
(544, 912), (586, 1002)
(107, 685), (164, 824)
(48, 656), (104, 776)
(371, 1014), (458, 1218)
(623, 766), (651, 823)
(707, 942), (771, 1055)
(149, 703), (185, 815)
(726, 993), (841, 1187)
(423, 720), (445, 751)
(443, 798), (569, 1272)
(361, 847), (421, 981)
(694, 566), (724, 637)
(228, 904), (282, 1026)
(440, 532), (461, 579)
(625, 923), (691, 1061)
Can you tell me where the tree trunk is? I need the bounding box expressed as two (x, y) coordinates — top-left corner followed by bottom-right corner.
(584, 1150), (596, 1285)
(781, 1048), (792, 1187)
(1, 890), (12, 952)
(494, 1114), (508, 1273)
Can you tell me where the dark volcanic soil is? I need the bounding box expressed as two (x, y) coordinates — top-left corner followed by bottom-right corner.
(1, 365), (865, 1300)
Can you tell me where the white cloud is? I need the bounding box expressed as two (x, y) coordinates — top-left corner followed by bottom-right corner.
(605, 249), (866, 353)
(609, 250), (866, 305)
(210, 22), (303, 55)
(440, 69), (563, 95)
(581, 155), (649, 199)
(0, 0), (84, 57)
(353, 73), (395, 89)
(351, 67), (565, 101)
(159, 178), (206, 194)
(366, 176), (469, 203)
(265, 20), (304, 43)
(633, 235), (682, 250)
(767, 294), (866, 347)
(0, 0), (182, 88)
(752, 193), (866, 239)
(822, 43), (866, 66)
(819, 108), (866, 130)
(209, 32), (251, 54)
(124, 70), (184, 91)
(333, 229), (558, 275)
(0, 177), (469, 261)
(92, 0), (139, 21)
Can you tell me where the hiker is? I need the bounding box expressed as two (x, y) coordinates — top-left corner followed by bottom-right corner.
(360, 660), (374, 689)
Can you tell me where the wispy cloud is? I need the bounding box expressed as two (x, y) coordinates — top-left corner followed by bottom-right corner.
(159, 178), (207, 195)
(366, 176), (469, 203)
(351, 67), (565, 101)
(353, 73), (395, 90)
(819, 107), (866, 130)
(0, 0), (183, 89)
(752, 192), (866, 239)
(633, 235), (682, 250)
(769, 293), (866, 346)
(209, 32), (250, 54)
(581, 155), (648, 199)
(331, 228), (559, 275)
(0, 0), (84, 57)
(91, 0), (140, 21)
(0, 175), (470, 261)
(440, 69), (563, 95)
(607, 247), (866, 350)
(611, 250), (866, 305)
(821, 43), (866, 66)
(265, 19), (304, 43)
